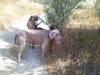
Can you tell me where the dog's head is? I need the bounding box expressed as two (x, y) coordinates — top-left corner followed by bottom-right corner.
(49, 29), (62, 46)
(29, 15), (38, 21)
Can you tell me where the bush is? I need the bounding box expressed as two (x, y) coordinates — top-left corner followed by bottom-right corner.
(95, 0), (100, 19)
(44, 0), (84, 27)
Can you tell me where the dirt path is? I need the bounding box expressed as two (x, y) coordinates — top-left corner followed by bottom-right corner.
(0, 14), (48, 75)
(0, 31), (48, 75)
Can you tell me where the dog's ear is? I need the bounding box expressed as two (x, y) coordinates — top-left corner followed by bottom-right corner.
(33, 15), (38, 21)
(29, 16), (33, 21)
(49, 31), (55, 39)
(50, 26), (55, 30)
(49, 30), (60, 39)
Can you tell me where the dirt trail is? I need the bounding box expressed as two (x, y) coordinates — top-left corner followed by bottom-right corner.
(0, 17), (48, 75)
(0, 0), (48, 74)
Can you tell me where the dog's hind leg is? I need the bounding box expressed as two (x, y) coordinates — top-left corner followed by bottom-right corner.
(18, 46), (23, 63)
(31, 41), (34, 49)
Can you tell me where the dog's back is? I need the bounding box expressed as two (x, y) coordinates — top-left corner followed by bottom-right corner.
(26, 30), (50, 45)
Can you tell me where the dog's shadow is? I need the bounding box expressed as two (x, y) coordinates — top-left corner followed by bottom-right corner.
(9, 44), (43, 65)
(9, 45), (29, 63)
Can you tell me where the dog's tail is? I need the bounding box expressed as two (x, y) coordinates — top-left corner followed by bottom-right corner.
(14, 35), (17, 44)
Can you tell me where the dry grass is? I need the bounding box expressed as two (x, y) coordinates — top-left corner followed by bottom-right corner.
(46, 27), (100, 75)
(0, 0), (44, 31)
(0, 1), (100, 75)
(68, 8), (100, 28)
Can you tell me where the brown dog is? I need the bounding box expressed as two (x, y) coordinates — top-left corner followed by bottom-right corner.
(14, 29), (62, 63)
(27, 16), (38, 29)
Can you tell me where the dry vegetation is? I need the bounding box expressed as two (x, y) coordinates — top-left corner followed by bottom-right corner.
(0, 0), (100, 75)
(47, 27), (100, 75)
(68, 8), (100, 28)
(46, 8), (100, 75)
(0, 0), (44, 31)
